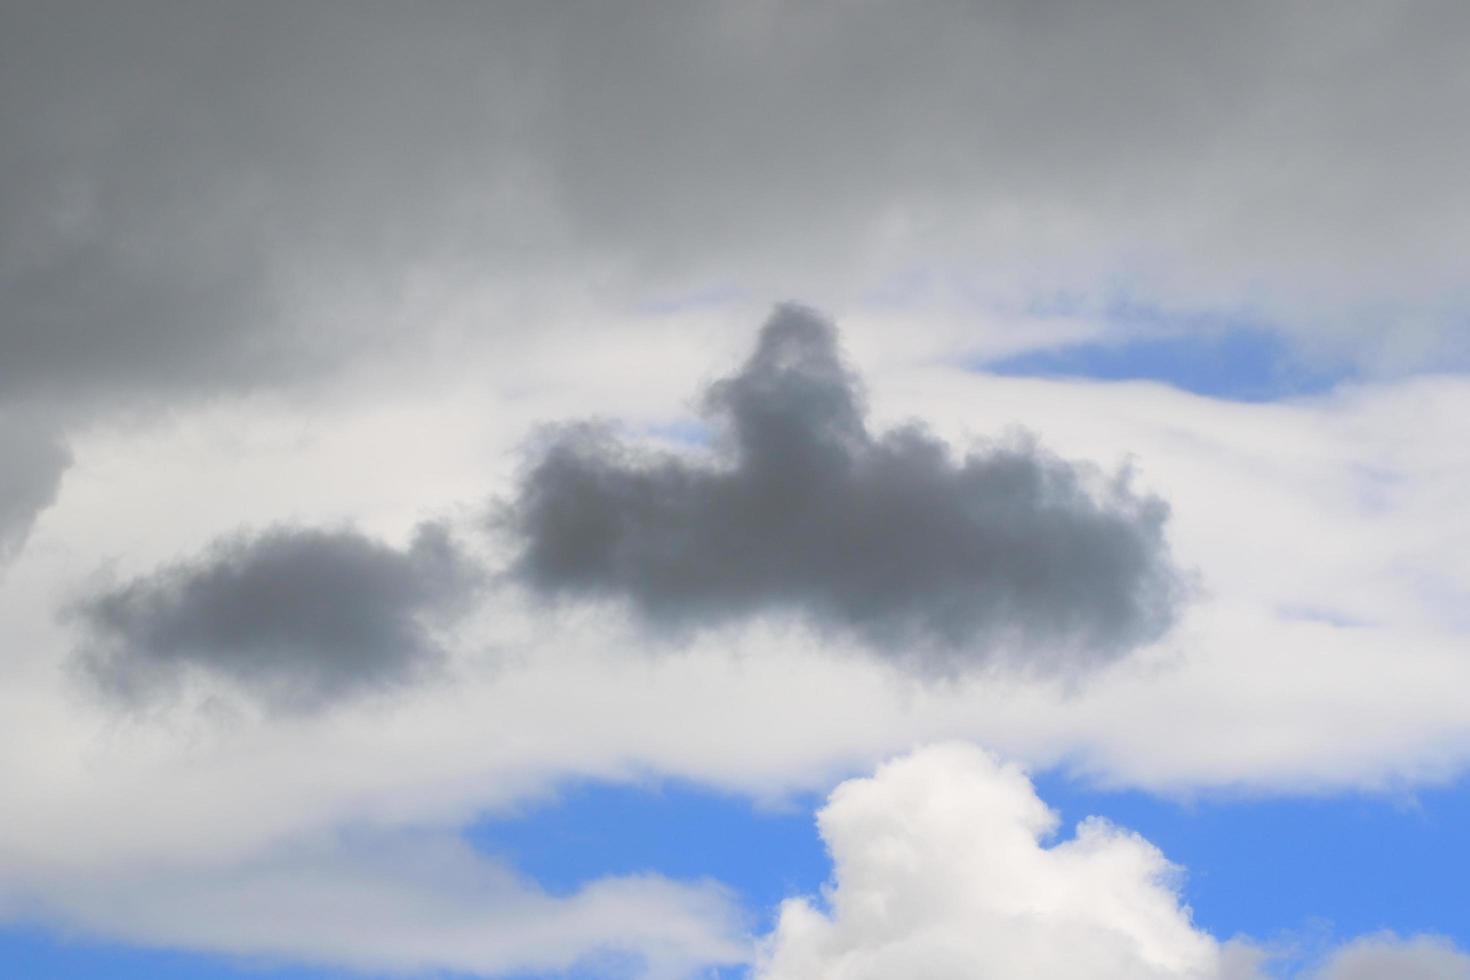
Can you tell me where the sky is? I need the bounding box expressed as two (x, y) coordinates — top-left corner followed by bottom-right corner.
(3, 2), (1470, 978)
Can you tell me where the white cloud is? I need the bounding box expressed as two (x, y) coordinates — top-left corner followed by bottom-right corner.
(4, 830), (745, 980)
(5, 360), (1470, 854)
(2, 325), (1469, 972)
(754, 747), (1470, 980)
(752, 742), (1239, 980)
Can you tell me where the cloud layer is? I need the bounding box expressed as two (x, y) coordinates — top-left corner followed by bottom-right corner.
(72, 523), (476, 710)
(8, 0), (1470, 410)
(7, 0), (1466, 561)
(511, 306), (1181, 671)
(7, 830), (745, 980)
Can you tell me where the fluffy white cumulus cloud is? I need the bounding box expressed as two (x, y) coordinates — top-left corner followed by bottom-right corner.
(753, 745), (1470, 980)
(754, 743), (1241, 980)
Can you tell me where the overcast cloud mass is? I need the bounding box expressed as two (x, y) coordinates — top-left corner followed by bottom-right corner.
(6, 1), (1470, 419)
(511, 306), (1181, 671)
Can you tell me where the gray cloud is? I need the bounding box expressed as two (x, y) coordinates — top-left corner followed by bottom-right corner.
(1, 2), (515, 408)
(0, 416), (71, 565)
(72, 523), (478, 710)
(508, 306), (1181, 672)
(1311, 933), (1470, 980)
(5, 0), (1470, 419)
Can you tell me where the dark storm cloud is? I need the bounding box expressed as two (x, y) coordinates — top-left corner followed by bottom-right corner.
(72, 523), (479, 710)
(509, 306), (1182, 672)
(0, 418), (71, 564)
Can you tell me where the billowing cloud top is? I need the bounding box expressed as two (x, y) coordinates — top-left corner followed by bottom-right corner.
(755, 743), (1233, 980)
(73, 523), (476, 710)
(510, 306), (1181, 671)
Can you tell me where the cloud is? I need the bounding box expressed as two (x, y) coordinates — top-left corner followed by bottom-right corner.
(1, 5), (1468, 975)
(7, 829), (746, 980)
(0, 2), (478, 408)
(754, 745), (1470, 980)
(0, 414), (70, 564)
(7, 0), (1470, 405)
(753, 742), (1245, 980)
(71, 523), (478, 710)
(1309, 932), (1470, 980)
(3, 361), (1461, 894)
(509, 306), (1181, 672)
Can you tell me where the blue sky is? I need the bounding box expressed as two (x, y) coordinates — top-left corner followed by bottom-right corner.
(11, 766), (1470, 976)
(983, 323), (1352, 402)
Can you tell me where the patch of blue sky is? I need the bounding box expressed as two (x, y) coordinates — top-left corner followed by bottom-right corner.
(467, 778), (830, 930)
(474, 766), (1470, 974)
(9, 768), (1469, 978)
(979, 302), (1355, 402)
(1033, 770), (1470, 954)
(470, 779), (830, 980)
(0, 926), (358, 980)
